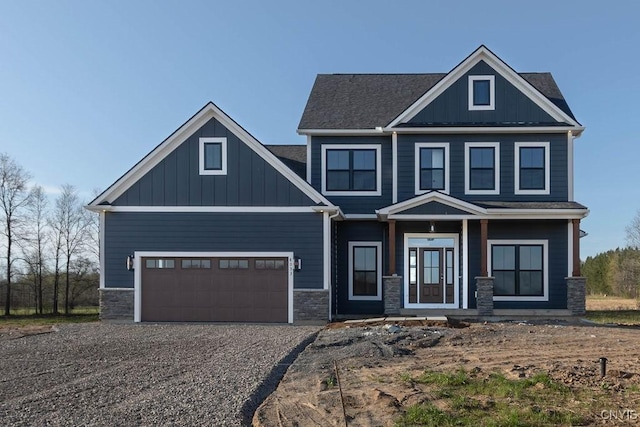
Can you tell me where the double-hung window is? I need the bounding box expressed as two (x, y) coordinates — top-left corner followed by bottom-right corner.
(489, 240), (548, 301)
(465, 142), (500, 194)
(468, 75), (495, 111)
(415, 143), (449, 194)
(348, 242), (382, 300)
(199, 137), (227, 175)
(321, 145), (381, 195)
(515, 142), (550, 195)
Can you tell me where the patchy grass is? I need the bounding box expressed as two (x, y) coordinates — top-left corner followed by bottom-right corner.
(396, 369), (589, 427)
(0, 307), (99, 328)
(585, 296), (640, 325)
(585, 310), (640, 325)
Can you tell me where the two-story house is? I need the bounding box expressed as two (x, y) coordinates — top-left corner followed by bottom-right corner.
(88, 46), (587, 323)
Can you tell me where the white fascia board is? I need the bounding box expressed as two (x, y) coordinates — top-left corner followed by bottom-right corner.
(93, 206), (321, 213)
(383, 126), (584, 135)
(91, 102), (334, 208)
(387, 46), (581, 128)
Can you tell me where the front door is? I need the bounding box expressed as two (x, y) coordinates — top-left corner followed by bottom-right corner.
(406, 235), (457, 307)
(420, 248), (443, 303)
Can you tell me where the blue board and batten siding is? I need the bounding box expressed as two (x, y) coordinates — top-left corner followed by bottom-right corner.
(408, 61), (557, 125)
(114, 117), (315, 207)
(104, 212), (324, 290)
(396, 133), (568, 203)
(310, 135), (392, 214)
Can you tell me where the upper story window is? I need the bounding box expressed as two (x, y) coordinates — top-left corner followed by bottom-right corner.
(489, 240), (548, 301)
(465, 142), (500, 195)
(321, 145), (381, 196)
(468, 75), (495, 111)
(415, 143), (449, 195)
(199, 137), (227, 175)
(514, 142), (550, 195)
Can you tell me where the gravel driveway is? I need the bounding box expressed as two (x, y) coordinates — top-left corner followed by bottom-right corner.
(0, 323), (320, 426)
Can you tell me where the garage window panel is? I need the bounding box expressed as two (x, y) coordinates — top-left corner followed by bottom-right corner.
(181, 259), (211, 269)
(256, 259), (286, 270)
(219, 259), (249, 269)
(145, 259), (175, 269)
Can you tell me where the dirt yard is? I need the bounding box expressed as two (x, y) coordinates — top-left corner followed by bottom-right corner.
(254, 319), (640, 426)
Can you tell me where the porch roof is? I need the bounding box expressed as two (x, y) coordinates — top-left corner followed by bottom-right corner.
(375, 192), (589, 220)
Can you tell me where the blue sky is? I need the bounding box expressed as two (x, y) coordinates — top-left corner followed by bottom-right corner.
(0, 0), (638, 257)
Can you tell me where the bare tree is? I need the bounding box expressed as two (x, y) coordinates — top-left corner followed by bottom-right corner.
(626, 209), (640, 250)
(67, 256), (99, 310)
(50, 185), (90, 315)
(21, 185), (49, 314)
(0, 154), (31, 316)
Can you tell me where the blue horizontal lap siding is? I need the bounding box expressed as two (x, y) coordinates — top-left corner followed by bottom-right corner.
(114, 117), (314, 207)
(311, 136), (392, 214)
(467, 220), (568, 309)
(397, 133), (567, 203)
(408, 61), (557, 125)
(335, 221), (387, 315)
(104, 212), (323, 290)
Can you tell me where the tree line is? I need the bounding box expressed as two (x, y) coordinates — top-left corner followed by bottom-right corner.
(0, 154), (98, 316)
(582, 210), (640, 298)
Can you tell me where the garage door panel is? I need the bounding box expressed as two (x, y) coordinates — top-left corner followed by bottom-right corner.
(141, 256), (288, 323)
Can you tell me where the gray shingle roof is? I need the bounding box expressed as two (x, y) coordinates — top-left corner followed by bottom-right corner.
(475, 201), (588, 210)
(266, 145), (306, 179)
(298, 72), (576, 130)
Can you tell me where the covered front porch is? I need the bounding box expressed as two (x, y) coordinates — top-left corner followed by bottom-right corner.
(376, 192), (588, 317)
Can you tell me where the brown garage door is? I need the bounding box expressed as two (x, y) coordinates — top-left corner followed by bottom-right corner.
(141, 256), (288, 322)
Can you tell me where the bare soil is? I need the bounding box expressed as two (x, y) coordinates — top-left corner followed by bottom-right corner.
(254, 319), (640, 426)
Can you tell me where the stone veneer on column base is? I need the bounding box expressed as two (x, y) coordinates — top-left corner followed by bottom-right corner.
(566, 277), (587, 316)
(383, 275), (402, 315)
(293, 289), (329, 322)
(99, 288), (134, 320)
(476, 277), (494, 316)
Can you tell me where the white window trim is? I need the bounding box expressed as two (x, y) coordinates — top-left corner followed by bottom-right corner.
(514, 142), (550, 195)
(487, 239), (549, 302)
(199, 137), (227, 176)
(348, 241), (382, 301)
(321, 144), (382, 196)
(465, 142), (500, 195)
(468, 75), (495, 111)
(415, 142), (450, 195)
